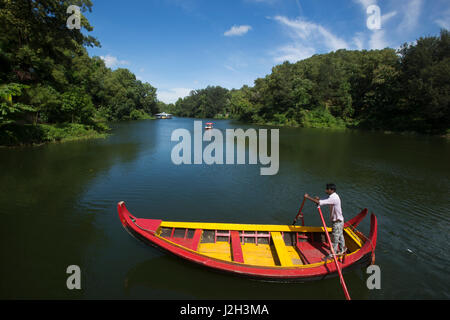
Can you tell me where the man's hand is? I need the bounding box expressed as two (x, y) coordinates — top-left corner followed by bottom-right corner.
(304, 193), (320, 205)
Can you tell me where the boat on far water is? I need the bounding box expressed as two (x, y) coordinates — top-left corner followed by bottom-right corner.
(155, 112), (173, 119)
(205, 122), (213, 129)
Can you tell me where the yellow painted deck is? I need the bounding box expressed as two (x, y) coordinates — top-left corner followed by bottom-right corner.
(241, 243), (277, 267)
(157, 221), (365, 268)
(270, 232), (294, 266)
(197, 242), (232, 261)
(195, 238), (305, 267)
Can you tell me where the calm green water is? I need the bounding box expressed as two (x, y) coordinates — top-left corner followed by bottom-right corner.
(1, 118), (449, 299)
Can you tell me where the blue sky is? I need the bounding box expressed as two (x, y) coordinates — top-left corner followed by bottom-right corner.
(84, 0), (450, 103)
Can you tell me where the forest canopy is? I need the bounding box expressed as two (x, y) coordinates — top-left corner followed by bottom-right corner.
(0, 0), (160, 145)
(168, 30), (450, 135)
(1, 0), (448, 146)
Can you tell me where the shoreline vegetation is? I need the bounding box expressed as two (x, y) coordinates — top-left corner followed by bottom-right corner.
(1, 1), (449, 147)
(0, 1), (161, 147)
(166, 29), (449, 138)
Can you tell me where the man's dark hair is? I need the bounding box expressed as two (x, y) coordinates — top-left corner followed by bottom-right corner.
(326, 183), (336, 191)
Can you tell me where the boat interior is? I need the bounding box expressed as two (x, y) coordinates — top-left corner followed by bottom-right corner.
(155, 222), (364, 267)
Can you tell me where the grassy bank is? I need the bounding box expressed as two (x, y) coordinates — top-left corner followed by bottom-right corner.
(255, 108), (348, 130)
(204, 107), (349, 130)
(0, 122), (110, 147)
(129, 109), (156, 120)
(0, 109), (160, 147)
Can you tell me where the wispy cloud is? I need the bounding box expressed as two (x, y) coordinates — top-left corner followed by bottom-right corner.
(352, 32), (365, 50)
(224, 25), (252, 36)
(435, 8), (450, 30)
(369, 30), (388, 49)
(273, 44), (315, 63)
(100, 55), (130, 68)
(435, 19), (450, 30)
(354, 0), (377, 9)
(274, 16), (348, 51)
(157, 88), (192, 104)
(224, 65), (237, 72)
(382, 10), (397, 24)
(398, 0), (423, 32)
(352, 1), (398, 50)
(271, 15), (348, 62)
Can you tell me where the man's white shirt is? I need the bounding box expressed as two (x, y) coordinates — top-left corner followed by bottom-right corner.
(319, 192), (344, 222)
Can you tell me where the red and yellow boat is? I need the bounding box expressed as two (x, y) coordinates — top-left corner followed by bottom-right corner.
(118, 201), (377, 282)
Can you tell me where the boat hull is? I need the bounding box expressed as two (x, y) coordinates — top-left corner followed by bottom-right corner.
(118, 202), (377, 281)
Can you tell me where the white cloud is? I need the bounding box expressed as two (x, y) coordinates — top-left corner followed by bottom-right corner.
(435, 19), (450, 30)
(274, 16), (348, 51)
(352, 32), (365, 50)
(273, 44), (315, 63)
(225, 65), (237, 72)
(352, 1), (396, 51)
(157, 88), (192, 104)
(365, 11), (396, 49)
(354, 0), (377, 9)
(435, 8), (450, 30)
(381, 10), (397, 24)
(369, 30), (388, 49)
(100, 55), (130, 68)
(272, 15), (348, 63)
(398, 0), (423, 32)
(224, 25), (252, 36)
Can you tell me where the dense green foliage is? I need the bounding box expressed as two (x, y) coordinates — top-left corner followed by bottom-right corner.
(0, 0), (159, 145)
(169, 30), (450, 135)
(2, 0), (447, 145)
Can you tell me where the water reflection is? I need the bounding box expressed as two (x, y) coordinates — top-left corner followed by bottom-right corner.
(123, 255), (369, 300)
(0, 121), (153, 298)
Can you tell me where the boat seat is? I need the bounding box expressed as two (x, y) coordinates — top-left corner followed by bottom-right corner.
(230, 231), (244, 263)
(188, 229), (203, 251)
(270, 232), (294, 267)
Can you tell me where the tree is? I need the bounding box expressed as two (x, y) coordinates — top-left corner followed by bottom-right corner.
(0, 83), (35, 124)
(61, 88), (94, 124)
(397, 29), (450, 133)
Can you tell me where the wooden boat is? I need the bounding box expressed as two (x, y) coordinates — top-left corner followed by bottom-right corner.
(118, 201), (377, 281)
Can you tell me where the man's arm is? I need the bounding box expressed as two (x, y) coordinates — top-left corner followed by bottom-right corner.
(304, 193), (320, 205)
(317, 196), (337, 206)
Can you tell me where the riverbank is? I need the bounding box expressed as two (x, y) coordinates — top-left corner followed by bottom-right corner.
(0, 123), (109, 147)
(193, 109), (449, 138)
(0, 111), (159, 147)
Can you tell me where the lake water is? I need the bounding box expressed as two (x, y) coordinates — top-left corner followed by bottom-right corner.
(1, 117), (449, 299)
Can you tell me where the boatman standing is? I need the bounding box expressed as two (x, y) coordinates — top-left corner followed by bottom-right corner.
(304, 183), (347, 259)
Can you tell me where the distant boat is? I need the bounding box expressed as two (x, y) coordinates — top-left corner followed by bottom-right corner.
(155, 112), (173, 119)
(205, 122), (213, 130)
(118, 201), (377, 282)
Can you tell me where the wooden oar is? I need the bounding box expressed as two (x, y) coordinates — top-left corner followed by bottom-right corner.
(317, 205), (351, 300)
(292, 196), (306, 225)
